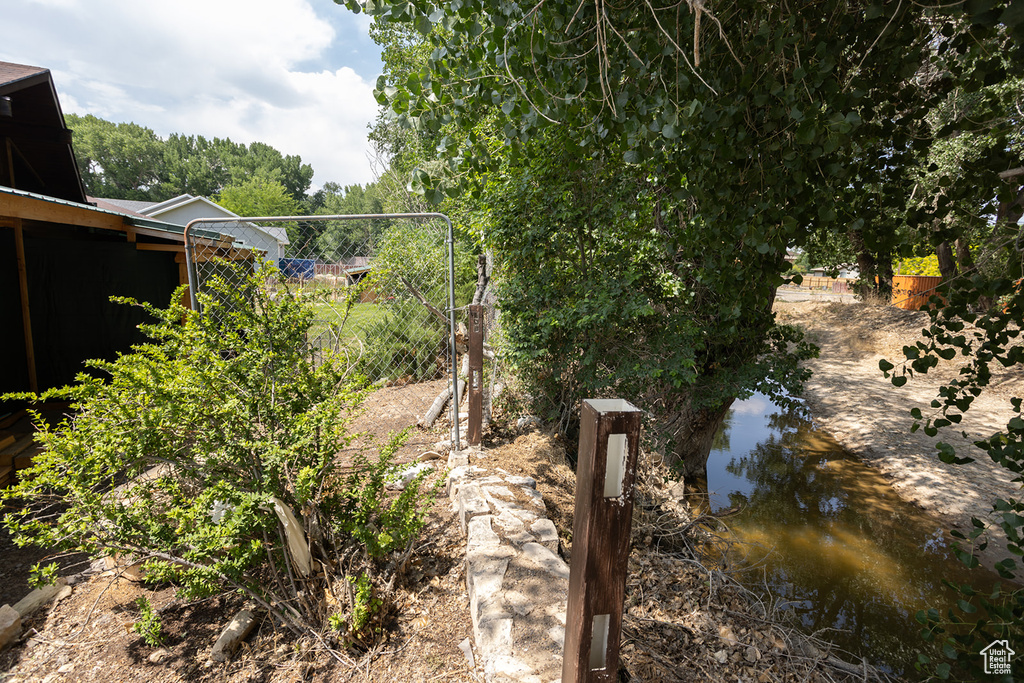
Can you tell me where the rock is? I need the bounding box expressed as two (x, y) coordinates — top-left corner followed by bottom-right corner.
(504, 475), (537, 488)
(386, 462), (434, 490)
(148, 648), (171, 663)
(713, 649), (729, 664)
(210, 607), (258, 662)
(467, 516), (501, 550)
(447, 449), (469, 468)
(56, 663), (74, 674)
(520, 543), (570, 581)
(503, 591), (534, 617)
(53, 585), (73, 606)
(0, 604), (22, 650)
(530, 519), (559, 552)
(417, 450), (443, 462)
(458, 637), (476, 669)
(458, 484), (491, 535)
(12, 579), (67, 618)
(516, 415), (542, 431)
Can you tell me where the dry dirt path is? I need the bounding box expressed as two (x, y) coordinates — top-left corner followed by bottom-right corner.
(776, 300), (1024, 568)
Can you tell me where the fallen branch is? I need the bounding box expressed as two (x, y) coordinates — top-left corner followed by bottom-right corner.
(420, 355), (470, 429)
(420, 384), (453, 429)
(399, 276), (447, 325)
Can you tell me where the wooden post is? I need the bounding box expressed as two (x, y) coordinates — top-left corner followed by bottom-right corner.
(563, 399), (642, 683)
(467, 303), (484, 446)
(13, 218), (38, 392)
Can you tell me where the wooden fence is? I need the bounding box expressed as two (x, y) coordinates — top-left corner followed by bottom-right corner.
(793, 276), (855, 293)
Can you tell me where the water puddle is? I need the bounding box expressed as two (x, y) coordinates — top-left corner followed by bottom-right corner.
(698, 394), (1005, 678)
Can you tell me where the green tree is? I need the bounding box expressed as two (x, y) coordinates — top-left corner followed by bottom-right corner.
(156, 133), (230, 199)
(216, 139), (314, 201)
(315, 182), (386, 260)
(66, 114), (316, 203)
(67, 114), (165, 200)
(351, 0), (974, 474)
(216, 174), (299, 217)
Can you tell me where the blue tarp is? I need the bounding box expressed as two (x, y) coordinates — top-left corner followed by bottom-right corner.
(278, 258), (315, 280)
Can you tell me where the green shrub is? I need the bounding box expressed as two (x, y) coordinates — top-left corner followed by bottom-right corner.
(3, 264), (436, 648)
(133, 596), (163, 647)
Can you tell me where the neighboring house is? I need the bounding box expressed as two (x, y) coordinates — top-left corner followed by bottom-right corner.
(0, 61), (247, 403)
(101, 194), (290, 266)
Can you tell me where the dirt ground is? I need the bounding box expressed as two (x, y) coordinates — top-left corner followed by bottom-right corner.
(775, 299), (1023, 568)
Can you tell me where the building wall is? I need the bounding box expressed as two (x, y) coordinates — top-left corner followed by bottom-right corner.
(1, 228), (180, 397)
(152, 203), (282, 265)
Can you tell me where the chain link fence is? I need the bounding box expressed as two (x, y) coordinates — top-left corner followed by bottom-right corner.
(183, 213), (468, 449)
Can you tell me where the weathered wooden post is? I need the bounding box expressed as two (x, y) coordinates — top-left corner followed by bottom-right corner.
(466, 303), (484, 446)
(563, 399), (642, 682)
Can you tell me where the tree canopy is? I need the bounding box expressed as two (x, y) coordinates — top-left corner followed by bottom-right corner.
(350, 0), (1023, 674)
(351, 0), (1022, 474)
(66, 114), (314, 202)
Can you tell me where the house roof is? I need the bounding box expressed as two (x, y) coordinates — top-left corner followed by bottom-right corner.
(128, 193), (290, 246)
(0, 61), (87, 204)
(1, 185), (231, 243)
(0, 63), (49, 90)
(97, 197), (160, 215)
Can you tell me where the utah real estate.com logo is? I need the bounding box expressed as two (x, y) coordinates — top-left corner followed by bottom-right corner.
(981, 640), (1014, 676)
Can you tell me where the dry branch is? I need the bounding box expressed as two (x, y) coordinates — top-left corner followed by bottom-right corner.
(420, 355), (470, 429)
(398, 275), (447, 325)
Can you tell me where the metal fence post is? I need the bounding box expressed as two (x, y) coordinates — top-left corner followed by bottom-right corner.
(563, 399), (642, 682)
(467, 303), (484, 446)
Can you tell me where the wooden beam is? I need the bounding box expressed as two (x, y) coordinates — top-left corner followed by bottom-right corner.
(12, 217), (38, 393)
(563, 399), (642, 683)
(0, 119), (73, 145)
(467, 304), (484, 446)
(179, 262), (192, 312)
(132, 225), (187, 242)
(125, 226), (136, 243)
(1, 191), (128, 232)
(135, 242), (184, 252)
(4, 137), (14, 187)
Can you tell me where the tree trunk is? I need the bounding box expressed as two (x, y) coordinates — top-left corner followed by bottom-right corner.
(878, 253), (894, 300)
(848, 229), (878, 299)
(954, 237), (973, 276)
(937, 240), (957, 281)
(666, 398), (736, 479)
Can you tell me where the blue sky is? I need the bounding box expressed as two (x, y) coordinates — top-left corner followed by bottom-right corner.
(1, 0), (384, 188)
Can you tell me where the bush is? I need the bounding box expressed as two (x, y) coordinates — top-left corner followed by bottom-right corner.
(3, 264), (437, 649)
(352, 221), (477, 383)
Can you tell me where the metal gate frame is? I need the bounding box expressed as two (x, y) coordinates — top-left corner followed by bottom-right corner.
(183, 212), (462, 449)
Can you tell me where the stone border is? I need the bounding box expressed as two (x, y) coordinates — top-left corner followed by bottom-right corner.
(0, 579), (73, 650)
(447, 450), (568, 683)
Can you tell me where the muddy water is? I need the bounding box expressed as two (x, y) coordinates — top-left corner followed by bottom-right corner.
(699, 394), (1004, 678)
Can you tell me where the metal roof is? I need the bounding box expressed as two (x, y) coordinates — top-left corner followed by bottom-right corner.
(0, 185), (232, 242)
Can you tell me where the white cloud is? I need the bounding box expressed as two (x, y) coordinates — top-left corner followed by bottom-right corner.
(2, 0), (381, 188)
(732, 394), (772, 416)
